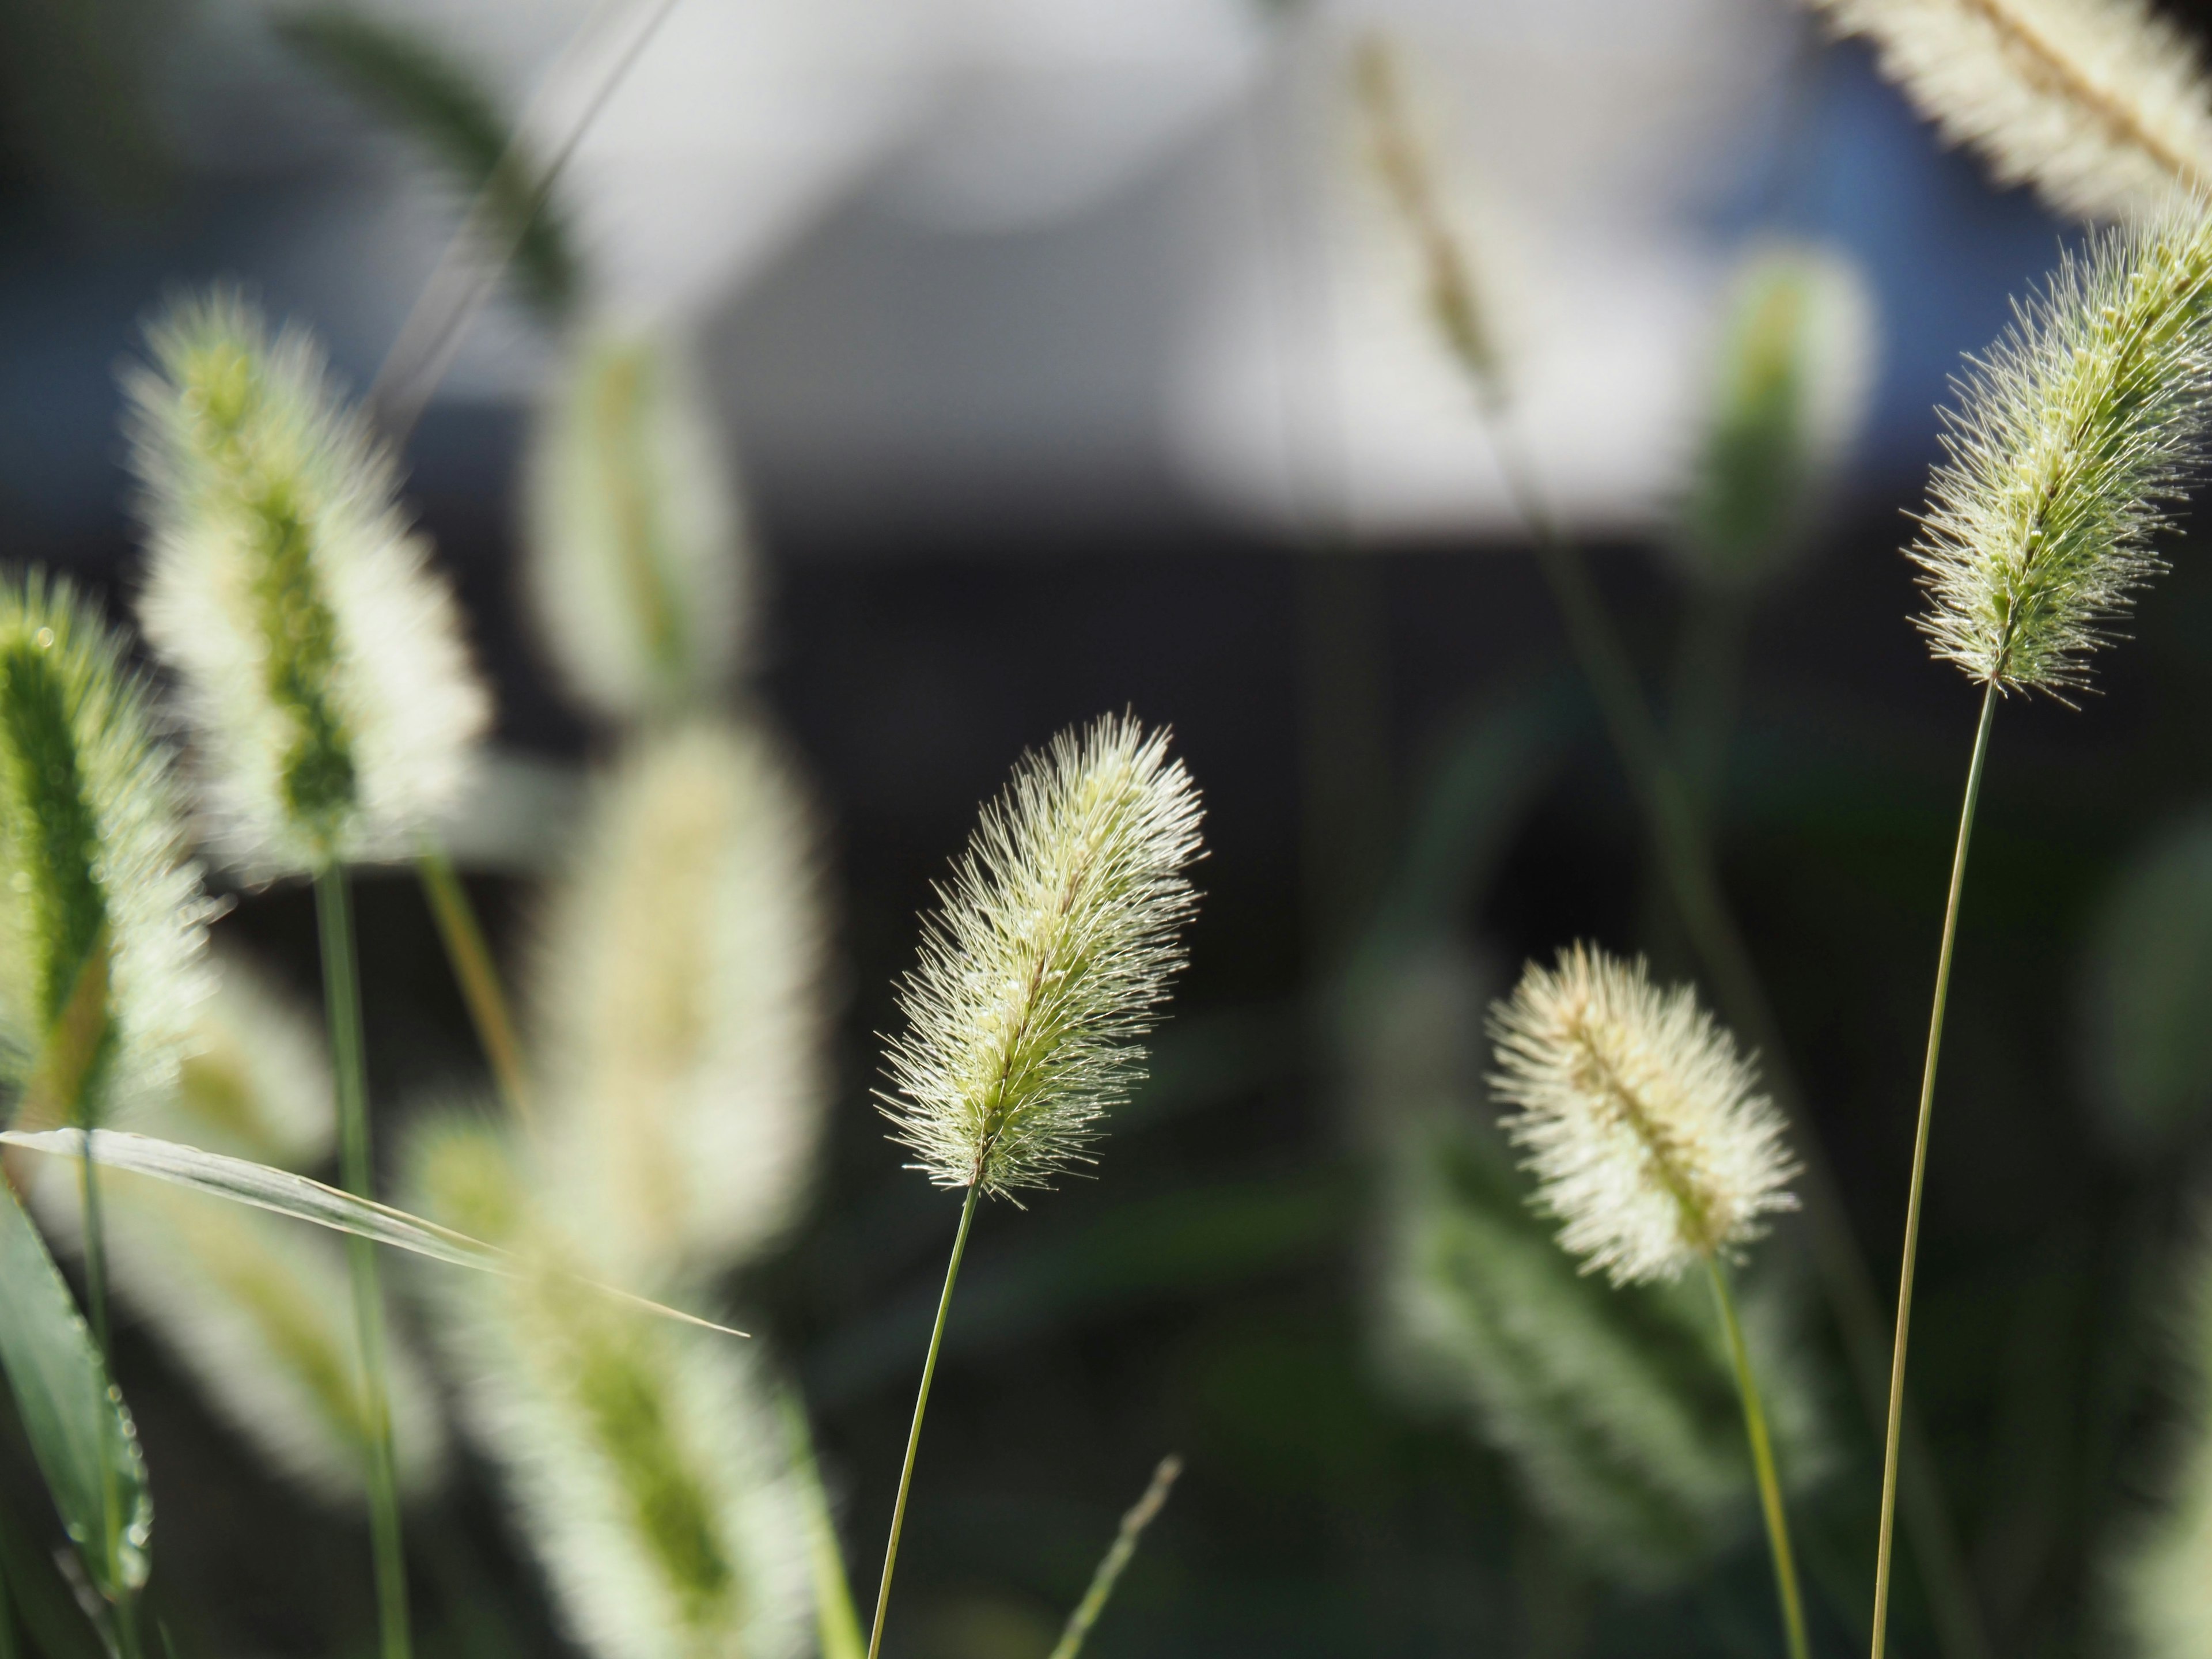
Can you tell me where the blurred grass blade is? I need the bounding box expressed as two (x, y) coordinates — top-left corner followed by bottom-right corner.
(0, 1478), (109, 1659)
(0, 1132), (745, 1339)
(0, 1175), (149, 1605)
(781, 1393), (865, 1659)
(276, 8), (574, 317)
(1047, 1456), (1180, 1659)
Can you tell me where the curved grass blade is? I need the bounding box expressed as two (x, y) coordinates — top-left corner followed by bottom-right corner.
(0, 1175), (148, 1605)
(1047, 1456), (1181, 1659)
(781, 1392), (864, 1659)
(0, 1131), (745, 1339)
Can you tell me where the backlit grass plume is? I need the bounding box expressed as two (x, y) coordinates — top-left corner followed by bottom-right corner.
(531, 718), (827, 1276)
(124, 288), (490, 874)
(411, 1119), (808, 1659)
(1490, 943), (1809, 1659)
(522, 324), (750, 724)
(1870, 202), (2212, 1659)
(1809, 0), (2212, 221)
(2112, 1216), (2212, 1658)
(866, 714), (1203, 1659)
(1911, 207), (2212, 698)
(0, 573), (214, 1127)
(879, 714), (1204, 1200)
(1490, 945), (1799, 1287)
(1677, 241), (1878, 588)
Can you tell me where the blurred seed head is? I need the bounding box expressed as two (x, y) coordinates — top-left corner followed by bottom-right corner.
(531, 717), (830, 1277)
(410, 1118), (809, 1659)
(522, 322), (751, 724)
(2112, 1210), (2212, 1656)
(0, 572), (215, 1126)
(1675, 241), (1878, 586)
(1810, 0), (2212, 221)
(1490, 945), (1798, 1286)
(1909, 208), (2212, 698)
(880, 714), (1204, 1200)
(124, 288), (490, 874)
(168, 945), (336, 1165)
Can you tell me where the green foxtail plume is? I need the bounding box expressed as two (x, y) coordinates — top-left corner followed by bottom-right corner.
(530, 718), (828, 1278)
(522, 324), (752, 723)
(1908, 207), (2212, 698)
(879, 714), (1204, 1200)
(124, 288), (490, 874)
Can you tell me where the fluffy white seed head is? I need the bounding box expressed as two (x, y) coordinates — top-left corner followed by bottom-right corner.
(1810, 0), (2212, 222)
(1910, 207), (2212, 697)
(165, 945), (336, 1165)
(2113, 1217), (2212, 1656)
(531, 718), (828, 1277)
(1676, 241), (1879, 585)
(522, 322), (751, 724)
(1489, 945), (1799, 1286)
(880, 714), (1204, 1199)
(410, 1119), (809, 1659)
(0, 573), (216, 1125)
(124, 289), (491, 874)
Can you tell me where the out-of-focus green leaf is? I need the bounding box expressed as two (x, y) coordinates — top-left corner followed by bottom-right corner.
(780, 1392), (865, 1659)
(2075, 810), (2212, 1162)
(276, 8), (575, 318)
(1375, 1116), (1828, 1587)
(0, 1131), (744, 1339)
(0, 1459), (111, 1659)
(0, 1172), (149, 1605)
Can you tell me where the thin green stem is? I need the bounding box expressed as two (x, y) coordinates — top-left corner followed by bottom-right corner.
(73, 1137), (139, 1656)
(1708, 1257), (1810, 1659)
(413, 846), (532, 1125)
(1484, 406), (1991, 1659)
(313, 865), (411, 1659)
(1047, 1456), (1181, 1659)
(865, 1185), (980, 1659)
(1871, 680), (1998, 1659)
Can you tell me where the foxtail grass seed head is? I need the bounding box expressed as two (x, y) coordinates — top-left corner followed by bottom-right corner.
(125, 289), (491, 874)
(1910, 208), (2212, 697)
(411, 1119), (808, 1659)
(1677, 241), (1878, 585)
(168, 945), (336, 1165)
(2113, 1215), (2212, 1657)
(532, 718), (828, 1276)
(880, 714), (1203, 1200)
(0, 573), (215, 1124)
(1809, 0), (2212, 221)
(522, 323), (751, 725)
(1490, 945), (1799, 1287)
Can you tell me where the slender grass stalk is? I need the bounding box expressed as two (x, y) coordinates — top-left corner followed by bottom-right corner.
(1047, 1456), (1181, 1659)
(1870, 682), (1995, 1659)
(1708, 1259), (1810, 1659)
(865, 1185), (978, 1659)
(413, 847), (531, 1124)
(313, 867), (410, 1659)
(1353, 40), (1993, 1654)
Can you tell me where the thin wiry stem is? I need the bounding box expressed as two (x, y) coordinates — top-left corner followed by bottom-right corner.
(413, 846), (531, 1124)
(315, 866), (411, 1659)
(1872, 679), (1998, 1659)
(1356, 64), (1990, 1650)
(1707, 1258), (1810, 1659)
(866, 1185), (979, 1659)
(1047, 1456), (1182, 1659)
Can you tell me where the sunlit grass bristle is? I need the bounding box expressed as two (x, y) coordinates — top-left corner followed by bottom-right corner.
(878, 713), (1205, 1200)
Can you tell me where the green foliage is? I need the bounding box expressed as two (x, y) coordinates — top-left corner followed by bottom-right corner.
(0, 1175), (149, 1605)
(2074, 809), (2212, 1161)
(276, 8), (576, 319)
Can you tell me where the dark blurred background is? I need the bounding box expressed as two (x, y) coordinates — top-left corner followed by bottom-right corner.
(10, 2), (2212, 1656)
